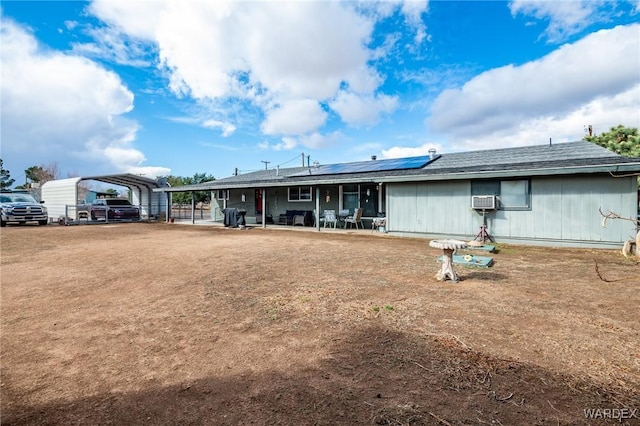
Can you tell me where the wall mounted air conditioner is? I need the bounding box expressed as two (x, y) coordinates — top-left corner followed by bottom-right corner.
(471, 195), (496, 210)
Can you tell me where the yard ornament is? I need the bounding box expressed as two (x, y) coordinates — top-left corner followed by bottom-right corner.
(599, 208), (640, 258)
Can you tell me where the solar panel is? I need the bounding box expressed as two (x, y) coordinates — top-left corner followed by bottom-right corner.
(289, 155), (440, 177)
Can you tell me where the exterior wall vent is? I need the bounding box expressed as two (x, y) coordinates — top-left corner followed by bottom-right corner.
(471, 195), (496, 210)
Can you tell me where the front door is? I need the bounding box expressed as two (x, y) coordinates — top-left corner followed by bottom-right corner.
(255, 189), (262, 215)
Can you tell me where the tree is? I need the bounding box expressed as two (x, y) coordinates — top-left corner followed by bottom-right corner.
(584, 125), (640, 157)
(166, 173), (215, 205)
(0, 159), (15, 190)
(24, 162), (59, 186)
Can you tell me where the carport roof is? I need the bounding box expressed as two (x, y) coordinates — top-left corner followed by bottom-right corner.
(81, 173), (163, 190)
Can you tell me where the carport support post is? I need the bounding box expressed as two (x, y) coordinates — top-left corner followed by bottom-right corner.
(315, 187), (320, 231)
(261, 188), (266, 229)
(191, 192), (195, 224)
(166, 192), (172, 223)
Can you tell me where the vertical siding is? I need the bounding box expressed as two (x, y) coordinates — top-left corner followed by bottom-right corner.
(388, 181), (472, 235)
(388, 175), (638, 245)
(41, 178), (80, 220)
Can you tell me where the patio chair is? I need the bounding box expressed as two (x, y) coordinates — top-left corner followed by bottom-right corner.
(338, 209), (350, 227)
(321, 209), (337, 229)
(344, 208), (363, 229)
(293, 214), (305, 226)
(371, 216), (386, 233)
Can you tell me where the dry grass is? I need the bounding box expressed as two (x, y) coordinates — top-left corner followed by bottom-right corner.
(1, 222), (639, 424)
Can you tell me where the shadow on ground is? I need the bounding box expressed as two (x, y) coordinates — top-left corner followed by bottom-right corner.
(3, 326), (638, 425)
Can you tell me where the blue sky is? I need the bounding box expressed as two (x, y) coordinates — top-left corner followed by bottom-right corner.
(1, 0), (639, 184)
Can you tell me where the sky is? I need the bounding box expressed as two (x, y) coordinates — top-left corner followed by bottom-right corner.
(1, 0), (639, 185)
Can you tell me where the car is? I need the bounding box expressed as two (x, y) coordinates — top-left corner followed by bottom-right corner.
(88, 198), (140, 221)
(0, 192), (49, 227)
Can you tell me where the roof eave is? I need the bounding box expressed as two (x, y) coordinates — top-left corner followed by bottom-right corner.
(379, 163), (640, 183)
(154, 162), (640, 192)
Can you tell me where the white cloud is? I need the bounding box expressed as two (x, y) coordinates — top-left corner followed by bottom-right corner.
(261, 131), (343, 152)
(0, 18), (169, 177)
(271, 137), (299, 151)
(450, 83), (640, 152)
(87, 0), (165, 40)
(427, 24), (640, 148)
(145, 1), (375, 103)
(202, 119), (236, 137)
(71, 26), (154, 67)
(381, 142), (444, 159)
(509, 0), (607, 42)
(298, 131), (344, 149)
(261, 100), (328, 135)
(331, 91), (399, 127)
(88, 0), (410, 145)
(400, 0), (429, 44)
(283, 131), (344, 149)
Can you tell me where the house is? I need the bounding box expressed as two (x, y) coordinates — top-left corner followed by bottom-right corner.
(158, 141), (640, 248)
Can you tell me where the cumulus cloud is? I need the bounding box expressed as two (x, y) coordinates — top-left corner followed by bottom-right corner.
(381, 142), (444, 159)
(330, 91), (399, 127)
(88, 0), (406, 145)
(87, 0), (165, 40)
(261, 100), (328, 136)
(450, 83), (640, 152)
(0, 18), (169, 178)
(427, 24), (640, 149)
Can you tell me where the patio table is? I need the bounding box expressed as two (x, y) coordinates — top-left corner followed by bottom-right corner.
(429, 239), (467, 282)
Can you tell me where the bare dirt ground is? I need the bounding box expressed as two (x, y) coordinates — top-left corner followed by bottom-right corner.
(1, 222), (639, 425)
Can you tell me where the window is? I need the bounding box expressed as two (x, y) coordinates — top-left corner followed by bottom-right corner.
(215, 190), (229, 200)
(472, 179), (530, 210)
(500, 180), (529, 209)
(288, 186), (312, 202)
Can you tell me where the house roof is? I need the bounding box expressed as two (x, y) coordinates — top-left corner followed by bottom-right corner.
(158, 141), (640, 192)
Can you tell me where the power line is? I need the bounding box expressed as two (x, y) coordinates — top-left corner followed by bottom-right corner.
(276, 153), (303, 167)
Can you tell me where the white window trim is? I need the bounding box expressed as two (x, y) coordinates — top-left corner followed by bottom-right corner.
(288, 186), (312, 202)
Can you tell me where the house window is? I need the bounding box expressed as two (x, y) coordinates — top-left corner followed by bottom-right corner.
(215, 190), (229, 200)
(500, 180), (529, 209)
(288, 186), (312, 202)
(472, 179), (530, 210)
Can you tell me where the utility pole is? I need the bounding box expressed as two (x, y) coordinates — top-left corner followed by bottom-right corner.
(261, 160), (270, 170)
(301, 152), (305, 167)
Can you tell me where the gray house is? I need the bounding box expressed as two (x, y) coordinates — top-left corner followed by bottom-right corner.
(158, 141), (640, 248)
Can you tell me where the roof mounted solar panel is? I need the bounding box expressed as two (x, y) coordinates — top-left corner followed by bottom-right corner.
(289, 154), (440, 177)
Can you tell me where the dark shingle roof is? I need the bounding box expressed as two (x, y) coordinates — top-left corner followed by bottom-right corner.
(160, 141), (640, 192)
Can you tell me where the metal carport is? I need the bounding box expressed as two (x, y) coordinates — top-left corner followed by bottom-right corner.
(41, 173), (168, 222)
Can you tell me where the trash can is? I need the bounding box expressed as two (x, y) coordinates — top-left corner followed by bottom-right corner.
(237, 209), (247, 228)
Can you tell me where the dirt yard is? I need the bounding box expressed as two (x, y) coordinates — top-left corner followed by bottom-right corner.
(1, 222), (639, 425)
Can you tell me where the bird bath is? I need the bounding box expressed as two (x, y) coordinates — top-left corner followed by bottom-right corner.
(429, 239), (467, 282)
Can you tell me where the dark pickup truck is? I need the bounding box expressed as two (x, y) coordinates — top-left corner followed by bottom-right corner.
(0, 192), (49, 226)
(89, 198), (140, 221)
